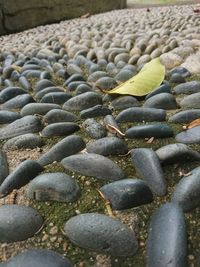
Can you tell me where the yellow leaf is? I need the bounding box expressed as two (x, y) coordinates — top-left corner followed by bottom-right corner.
(106, 57), (165, 96)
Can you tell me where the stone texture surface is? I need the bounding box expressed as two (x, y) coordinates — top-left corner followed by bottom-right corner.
(0, 0), (126, 35)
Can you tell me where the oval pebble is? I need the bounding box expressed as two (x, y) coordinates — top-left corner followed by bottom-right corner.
(111, 96), (140, 110)
(61, 153), (125, 181)
(143, 93), (178, 110)
(35, 79), (55, 92)
(175, 126), (200, 144)
(80, 105), (112, 119)
(0, 110), (21, 124)
(40, 92), (71, 104)
(0, 150), (9, 185)
(147, 203), (187, 267)
(35, 87), (65, 99)
(0, 87), (27, 103)
(145, 84), (171, 100)
(64, 213), (138, 256)
(43, 109), (78, 124)
(27, 172), (80, 203)
(0, 205), (43, 243)
(168, 109), (200, 123)
(173, 81), (200, 94)
(2, 94), (35, 110)
(82, 118), (107, 139)
(20, 103), (61, 116)
(41, 122), (80, 137)
(100, 178), (153, 210)
(180, 92), (200, 109)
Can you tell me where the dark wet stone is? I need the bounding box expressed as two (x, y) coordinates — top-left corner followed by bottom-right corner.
(143, 93), (178, 109)
(0, 160), (44, 197)
(35, 79), (55, 92)
(116, 107), (166, 123)
(172, 166), (200, 212)
(40, 92), (71, 104)
(175, 126), (200, 144)
(75, 84), (94, 95)
(111, 96), (140, 110)
(169, 73), (186, 83)
(0, 110), (21, 124)
(18, 76), (31, 91)
(2, 66), (15, 79)
(2, 94), (35, 110)
(0, 205), (43, 243)
(0, 87), (27, 103)
(100, 178), (153, 210)
(147, 203), (187, 267)
(41, 122), (80, 137)
(35, 86), (65, 99)
(114, 69), (135, 82)
(22, 70), (42, 78)
(173, 81), (200, 95)
(2, 134), (44, 150)
(67, 81), (88, 92)
(86, 137), (128, 156)
(20, 103), (61, 116)
(63, 74), (85, 87)
(0, 115), (43, 140)
(27, 172), (80, 203)
(180, 92), (200, 109)
(1, 249), (73, 267)
(168, 66), (191, 78)
(44, 109), (78, 124)
(63, 92), (102, 111)
(38, 135), (85, 166)
(168, 109), (200, 123)
(64, 213), (138, 256)
(80, 105), (112, 119)
(82, 118), (107, 139)
(10, 70), (20, 82)
(131, 148), (167, 196)
(156, 143), (200, 164)
(61, 153), (125, 181)
(125, 124), (174, 139)
(145, 84), (171, 100)
(95, 77), (117, 90)
(0, 150), (9, 185)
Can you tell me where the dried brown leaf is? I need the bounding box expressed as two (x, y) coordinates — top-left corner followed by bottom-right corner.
(183, 118), (200, 130)
(105, 123), (125, 138)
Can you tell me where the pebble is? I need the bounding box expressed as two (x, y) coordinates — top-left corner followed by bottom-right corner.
(61, 153), (125, 181)
(173, 81), (200, 95)
(175, 126), (200, 144)
(0, 87), (27, 103)
(35, 87), (65, 99)
(111, 96), (140, 110)
(41, 122), (80, 137)
(43, 109), (78, 124)
(20, 103), (61, 116)
(2, 94), (35, 110)
(40, 92), (71, 104)
(64, 213), (138, 256)
(0, 150), (9, 185)
(82, 118), (107, 139)
(80, 105), (112, 119)
(100, 178), (153, 210)
(131, 148), (167, 196)
(35, 79), (55, 92)
(147, 203), (187, 267)
(180, 92), (200, 109)
(27, 172), (80, 203)
(168, 109), (200, 123)
(143, 93), (178, 109)
(0, 205), (43, 243)
(0, 110), (21, 124)
(0, 249), (73, 267)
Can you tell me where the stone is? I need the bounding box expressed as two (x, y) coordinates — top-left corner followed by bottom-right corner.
(64, 213), (138, 256)
(173, 81), (200, 95)
(20, 103), (61, 116)
(0, 160), (44, 198)
(143, 93), (178, 110)
(38, 135), (86, 166)
(169, 73), (186, 83)
(27, 172), (80, 203)
(0, 205), (43, 243)
(100, 178), (153, 210)
(171, 167), (200, 212)
(35, 79), (55, 92)
(40, 92), (71, 104)
(35, 87), (65, 100)
(61, 153), (125, 181)
(82, 118), (107, 139)
(131, 148), (167, 196)
(114, 69), (135, 82)
(0, 110), (21, 124)
(181, 53), (200, 74)
(2, 94), (35, 110)
(147, 203), (187, 267)
(0, 150), (9, 185)
(180, 93), (200, 109)
(80, 105), (112, 119)
(168, 109), (200, 123)
(175, 126), (200, 144)
(41, 122), (80, 137)
(160, 52), (183, 69)
(95, 77), (117, 90)
(0, 87), (27, 103)
(111, 96), (140, 110)
(43, 109), (78, 124)
(125, 124), (174, 139)
(86, 137), (128, 156)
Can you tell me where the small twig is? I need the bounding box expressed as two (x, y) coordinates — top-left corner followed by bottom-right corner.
(97, 189), (114, 218)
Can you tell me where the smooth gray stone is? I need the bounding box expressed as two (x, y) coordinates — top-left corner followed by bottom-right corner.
(35, 87), (64, 99)
(20, 103), (61, 116)
(2, 94), (34, 110)
(111, 96), (140, 110)
(3, 133), (44, 150)
(0, 87), (27, 103)
(40, 92), (71, 104)
(63, 74), (85, 87)
(143, 93), (178, 110)
(0, 160), (44, 198)
(104, 115), (120, 130)
(0, 150), (9, 185)
(180, 93), (200, 109)
(61, 153), (125, 181)
(100, 178), (153, 210)
(173, 81), (200, 94)
(75, 84), (94, 95)
(0, 110), (21, 124)
(64, 213), (138, 256)
(80, 105), (112, 119)
(27, 172), (80, 203)
(86, 137), (128, 156)
(63, 92), (102, 111)
(145, 84), (171, 100)
(116, 107), (166, 123)
(1, 249), (73, 267)
(18, 76), (31, 91)
(88, 71), (109, 82)
(0, 205), (43, 243)
(156, 143), (200, 164)
(115, 69), (135, 82)
(82, 118), (107, 139)
(0, 115), (43, 139)
(95, 77), (117, 90)
(131, 148), (167, 196)
(168, 109), (200, 123)
(21, 64), (41, 72)
(22, 70), (42, 78)
(2, 66), (15, 79)
(125, 124), (174, 139)
(38, 135), (85, 166)
(147, 203), (187, 267)
(172, 166), (200, 212)
(67, 81), (89, 92)
(35, 79), (55, 92)
(41, 122), (80, 137)
(175, 126), (200, 144)
(169, 73), (186, 83)
(43, 109), (78, 124)
(168, 67), (191, 78)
